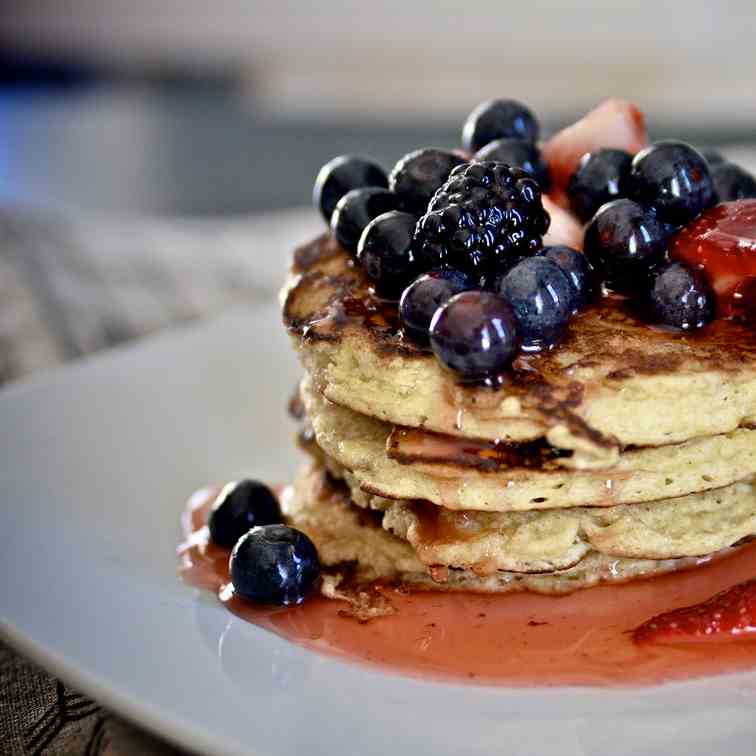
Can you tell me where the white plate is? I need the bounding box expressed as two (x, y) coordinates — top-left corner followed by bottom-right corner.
(3, 301), (756, 756)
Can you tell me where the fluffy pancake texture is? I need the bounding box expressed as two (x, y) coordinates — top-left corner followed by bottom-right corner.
(282, 231), (756, 598)
(282, 235), (756, 458)
(282, 461), (747, 594)
(301, 375), (756, 512)
(300, 436), (756, 573)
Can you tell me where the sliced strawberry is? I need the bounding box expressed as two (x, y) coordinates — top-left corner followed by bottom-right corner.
(633, 578), (756, 645)
(542, 196), (584, 250)
(669, 199), (756, 318)
(543, 99), (647, 192)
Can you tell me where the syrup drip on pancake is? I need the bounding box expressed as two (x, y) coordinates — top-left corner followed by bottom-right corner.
(284, 234), (756, 455)
(387, 426), (568, 472)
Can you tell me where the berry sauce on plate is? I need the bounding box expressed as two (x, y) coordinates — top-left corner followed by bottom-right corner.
(178, 487), (756, 687)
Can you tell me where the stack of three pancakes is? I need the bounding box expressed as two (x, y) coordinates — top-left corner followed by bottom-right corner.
(280, 233), (756, 595)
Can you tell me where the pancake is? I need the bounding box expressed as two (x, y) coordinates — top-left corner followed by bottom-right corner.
(301, 441), (756, 573)
(282, 461), (747, 594)
(282, 234), (756, 462)
(301, 375), (756, 512)
(381, 483), (756, 573)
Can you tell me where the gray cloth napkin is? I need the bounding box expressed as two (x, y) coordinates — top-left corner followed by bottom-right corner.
(0, 206), (318, 756)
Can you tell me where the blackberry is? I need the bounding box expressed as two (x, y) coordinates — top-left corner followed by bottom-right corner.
(413, 162), (550, 282)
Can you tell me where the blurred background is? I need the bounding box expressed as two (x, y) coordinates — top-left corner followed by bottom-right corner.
(0, 0), (755, 380)
(1, 5), (755, 752)
(2, 0), (756, 215)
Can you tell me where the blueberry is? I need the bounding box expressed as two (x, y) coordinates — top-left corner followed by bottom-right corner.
(230, 524), (320, 606)
(429, 291), (520, 379)
(330, 188), (399, 253)
(357, 211), (422, 299)
(496, 257), (573, 349)
(388, 149), (466, 214)
(583, 199), (670, 295)
(462, 99), (539, 153)
(474, 138), (550, 190)
(711, 162), (756, 201)
(567, 148), (632, 222)
(313, 156), (388, 223)
(208, 480), (281, 548)
(629, 141), (716, 226)
(399, 269), (475, 343)
(701, 149), (725, 167)
(537, 245), (595, 312)
(643, 262), (715, 330)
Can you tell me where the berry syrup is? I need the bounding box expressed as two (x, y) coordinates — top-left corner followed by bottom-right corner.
(178, 487), (756, 687)
(670, 199), (756, 318)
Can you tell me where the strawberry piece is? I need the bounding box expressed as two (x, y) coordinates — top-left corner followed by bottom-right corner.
(542, 196), (584, 250)
(633, 578), (756, 645)
(543, 99), (647, 192)
(669, 199), (756, 318)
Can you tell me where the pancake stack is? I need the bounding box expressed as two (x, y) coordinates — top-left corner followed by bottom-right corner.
(280, 233), (756, 595)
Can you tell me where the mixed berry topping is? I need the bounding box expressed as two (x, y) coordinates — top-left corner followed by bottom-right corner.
(542, 98), (646, 191)
(583, 198), (669, 295)
(567, 148), (632, 222)
(537, 245), (595, 313)
(629, 141), (716, 226)
(357, 210), (422, 298)
(701, 149), (725, 166)
(313, 156), (388, 222)
(634, 577), (756, 645)
(669, 199), (756, 318)
(496, 257), (573, 349)
(388, 148), (466, 213)
(399, 269), (475, 343)
(710, 161), (756, 202)
(330, 187), (399, 253)
(475, 138), (551, 190)
(208, 480), (281, 548)
(230, 524), (321, 606)
(642, 261), (715, 331)
(311, 97), (756, 382)
(462, 99), (539, 153)
(429, 291), (520, 379)
(412, 162), (550, 282)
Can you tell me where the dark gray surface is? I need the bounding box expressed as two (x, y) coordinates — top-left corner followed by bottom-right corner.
(0, 88), (460, 216)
